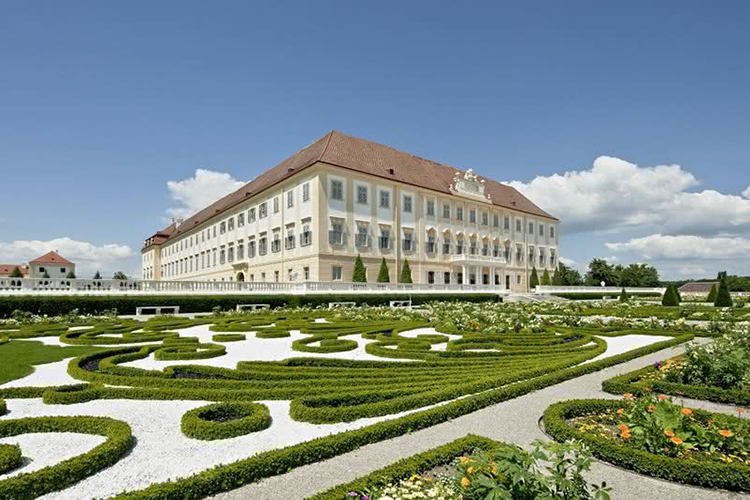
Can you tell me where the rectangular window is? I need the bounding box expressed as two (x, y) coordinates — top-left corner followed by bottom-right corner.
(426, 200), (435, 217)
(228, 218), (234, 231)
(272, 233), (281, 253)
(249, 208), (256, 222)
(504, 216), (510, 230)
(237, 243), (244, 260)
(379, 190), (390, 209)
(493, 214), (499, 227)
(331, 180), (344, 201)
(550, 226), (555, 239)
(442, 203), (450, 219)
(403, 195), (412, 213)
(248, 239), (256, 258)
(355, 224), (370, 247)
(329, 221), (344, 245)
(332, 266), (342, 281)
(238, 213), (244, 227)
(273, 197), (279, 214)
(357, 186), (368, 205)
(259, 203), (267, 218)
(227, 245), (234, 263)
(379, 227), (391, 249)
(274, 270), (279, 282)
(442, 238), (451, 254)
(481, 212), (488, 226)
(302, 182), (310, 202)
(285, 228), (295, 250)
(300, 223), (312, 246)
(220, 247), (226, 264)
(539, 224), (544, 236)
(469, 210), (477, 224)
(287, 190), (293, 208)
(529, 222), (534, 233)
(259, 237), (267, 256)
(402, 231), (414, 251)
(220, 222), (226, 234)
(516, 219), (522, 232)
(304, 267), (310, 280)
(456, 207), (464, 221)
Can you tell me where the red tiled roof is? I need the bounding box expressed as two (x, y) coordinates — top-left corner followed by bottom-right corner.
(160, 130), (558, 243)
(678, 282), (719, 293)
(0, 264), (29, 276)
(29, 251), (73, 265)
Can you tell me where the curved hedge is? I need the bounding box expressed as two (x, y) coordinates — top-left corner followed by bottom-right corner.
(601, 358), (750, 406)
(0, 444), (22, 475)
(0, 399), (6, 416)
(181, 402), (271, 440)
(211, 333), (246, 342)
(0, 416), (134, 500)
(542, 399), (750, 492)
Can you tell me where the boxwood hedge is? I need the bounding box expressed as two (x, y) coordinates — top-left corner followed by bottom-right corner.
(0, 293), (499, 318)
(542, 399), (750, 492)
(181, 402), (272, 440)
(0, 443), (22, 475)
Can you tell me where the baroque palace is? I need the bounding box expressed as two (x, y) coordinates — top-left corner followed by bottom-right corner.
(142, 131), (559, 292)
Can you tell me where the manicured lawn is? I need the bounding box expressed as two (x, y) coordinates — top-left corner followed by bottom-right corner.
(0, 340), (100, 385)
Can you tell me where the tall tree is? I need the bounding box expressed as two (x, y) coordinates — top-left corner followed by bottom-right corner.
(9, 266), (23, 278)
(552, 262), (583, 286)
(113, 271), (128, 280)
(529, 267), (540, 289)
(352, 254), (367, 283)
(584, 258), (617, 286)
(376, 258), (390, 283)
(399, 259), (413, 284)
(618, 263), (660, 287)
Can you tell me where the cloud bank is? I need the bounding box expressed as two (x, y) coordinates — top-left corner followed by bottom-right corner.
(165, 169), (246, 220)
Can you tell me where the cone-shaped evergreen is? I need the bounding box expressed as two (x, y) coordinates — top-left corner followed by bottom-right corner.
(714, 278), (734, 307)
(529, 267), (540, 289)
(707, 284), (718, 302)
(66, 271), (76, 279)
(93, 271), (102, 280)
(376, 258), (390, 283)
(619, 288), (629, 302)
(399, 258), (413, 284)
(551, 267), (564, 286)
(9, 266), (23, 278)
(42, 271), (50, 279)
(541, 269), (551, 286)
(352, 254), (367, 283)
(675, 286), (682, 303)
(662, 284), (680, 306)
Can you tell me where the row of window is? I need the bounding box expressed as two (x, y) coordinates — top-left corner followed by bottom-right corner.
(329, 266), (527, 287)
(330, 180), (556, 238)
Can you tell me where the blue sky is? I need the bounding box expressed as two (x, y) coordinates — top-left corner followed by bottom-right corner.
(1, 1), (749, 279)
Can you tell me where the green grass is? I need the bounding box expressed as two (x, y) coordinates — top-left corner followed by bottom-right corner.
(0, 340), (101, 385)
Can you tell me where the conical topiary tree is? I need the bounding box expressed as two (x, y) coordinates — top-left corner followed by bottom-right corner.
(541, 269), (551, 286)
(93, 271), (102, 280)
(529, 267), (540, 289)
(662, 284), (679, 307)
(714, 278), (734, 308)
(707, 284), (718, 303)
(399, 258), (413, 284)
(619, 288), (629, 302)
(9, 266), (23, 278)
(352, 254), (367, 283)
(551, 267), (564, 286)
(675, 285), (682, 303)
(66, 271), (76, 279)
(42, 271), (50, 278)
(376, 258), (390, 283)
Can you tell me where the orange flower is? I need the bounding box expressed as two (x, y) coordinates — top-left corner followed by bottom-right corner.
(623, 393), (634, 399)
(617, 424), (629, 431)
(648, 405), (655, 413)
(719, 429), (734, 438)
(664, 429), (675, 437)
(681, 408), (693, 416)
(670, 437), (683, 445)
(708, 419), (715, 424)
(643, 387), (652, 392)
(620, 431), (632, 439)
(658, 395), (669, 401)
(737, 408), (745, 415)
(461, 477), (470, 487)
(617, 408), (624, 415)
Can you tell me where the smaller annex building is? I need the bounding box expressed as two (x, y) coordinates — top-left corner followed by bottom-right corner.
(0, 251), (75, 278)
(678, 281), (718, 296)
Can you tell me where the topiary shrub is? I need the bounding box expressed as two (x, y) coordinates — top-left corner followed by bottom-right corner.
(181, 402), (271, 440)
(377, 258), (390, 283)
(352, 254), (367, 283)
(66, 271), (76, 279)
(529, 267), (539, 289)
(541, 269), (551, 286)
(662, 284), (679, 307)
(715, 278), (734, 308)
(619, 288), (629, 302)
(9, 267), (23, 278)
(399, 259), (413, 284)
(707, 284), (718, 303)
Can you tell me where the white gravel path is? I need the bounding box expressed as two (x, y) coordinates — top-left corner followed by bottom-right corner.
(0, 432), (105, 479)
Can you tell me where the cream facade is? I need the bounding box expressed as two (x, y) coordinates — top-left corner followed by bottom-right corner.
(143, 162), (559, 293)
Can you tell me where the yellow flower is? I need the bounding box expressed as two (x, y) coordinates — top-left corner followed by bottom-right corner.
(467, 466), (474, 475)
(461, 477), (470, 488)
(460, 457), (470, 464)
(617, 408), (624, 415)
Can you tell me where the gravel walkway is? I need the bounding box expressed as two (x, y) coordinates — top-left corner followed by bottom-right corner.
(212, 342), (750, 500)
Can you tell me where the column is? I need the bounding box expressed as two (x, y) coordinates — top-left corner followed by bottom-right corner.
(462, 265), (467, 284)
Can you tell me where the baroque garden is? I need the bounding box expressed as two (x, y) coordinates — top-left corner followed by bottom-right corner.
(1, 292), (750, 499)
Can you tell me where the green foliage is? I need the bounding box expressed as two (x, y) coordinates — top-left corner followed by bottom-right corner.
(41, 271), (50, 279)
(376, 258), (390, 283)
(617, 263), (660, 287)
(715, 278), (734, 307)
(0, 415), (134, 499)
(0, 443), (22, 475)
(0, 400), (5, 416)
(352, 254), (367, 283)
(457, 439), (611, 500)
(8, 267), (23, 278)
(541, 268), (551, 286)
(529, 267), (539, 288)
(65, 271), (76, 279)
(619, 288), (629, 302)
(661, 284), (680, 307)
(211, 333), (246, 342)
(552, 262), (583, 286)
(0, 340), (100, 385)
(181, 402), (271, 440)
(707, 284), (718, 302)
(93, 271), (102, 280)
(399, 258), (413, 284)
(543, 399), (750, 492)
(584, 258), (617, 286)
(113, 271), (128, 280)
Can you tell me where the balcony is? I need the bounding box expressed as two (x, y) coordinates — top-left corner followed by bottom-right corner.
(355, 234), (371, 247)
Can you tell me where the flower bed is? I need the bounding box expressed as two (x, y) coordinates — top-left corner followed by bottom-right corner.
(543, 397), (750, 491)
(181, 402), (271, 440)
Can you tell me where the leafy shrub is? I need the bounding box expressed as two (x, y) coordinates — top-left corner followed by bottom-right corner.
(541, 268), (551, 286)
(456, 439), (611, 500)
(0, 443), (22, 475)
(668, 331), (750, 390)
(529, 267), (539, 288)
(399, 258), (413, 284)
(211, 333), (246, 342)
(181, 402), (271, 440)
(662, 285), (680, 307)
(707, 284), (718, 302)
(619, 288), (629, 302)
(352, 255), (367, 283)
(377, 258), (390, 283)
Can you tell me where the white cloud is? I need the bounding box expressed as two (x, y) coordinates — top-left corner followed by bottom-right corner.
(743, 185), (750, 199)
(507, 156), (750, 235)
(0, 237), (135, 277)
(165, 169), (246, 220)
(606, 234), (750, 260)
